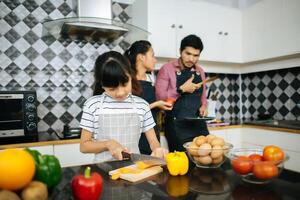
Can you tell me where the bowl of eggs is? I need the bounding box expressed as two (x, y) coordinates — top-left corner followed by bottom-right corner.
(183, 134), (233, 168)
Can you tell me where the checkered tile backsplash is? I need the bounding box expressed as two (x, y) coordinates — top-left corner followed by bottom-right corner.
(241, 67), (300, 121)
(0, 0), (132, 140)
(205, 73), (240, 121)
(1, 0), (299, 140)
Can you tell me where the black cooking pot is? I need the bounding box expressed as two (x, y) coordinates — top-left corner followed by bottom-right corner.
(257, 113), (273, 120)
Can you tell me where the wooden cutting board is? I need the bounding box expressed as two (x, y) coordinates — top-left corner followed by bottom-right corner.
(108, 164), (163, 182)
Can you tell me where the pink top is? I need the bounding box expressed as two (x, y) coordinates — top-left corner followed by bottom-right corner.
(155, 59), (207, 107)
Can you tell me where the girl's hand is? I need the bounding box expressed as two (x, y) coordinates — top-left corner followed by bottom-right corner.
(151, 147), (169, 159)
(155, 100), (173, 110)
(106, 140), (128, 160)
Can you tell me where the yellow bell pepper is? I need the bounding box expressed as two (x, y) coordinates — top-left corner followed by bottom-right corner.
(166, 152), (189, 176)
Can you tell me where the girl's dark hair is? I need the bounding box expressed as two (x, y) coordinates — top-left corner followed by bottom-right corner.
(93, 51), (140, 95)
(124, 40), (151, 95)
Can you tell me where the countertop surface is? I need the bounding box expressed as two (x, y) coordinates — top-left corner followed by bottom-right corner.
(50, 160), (300, 200)
(0, 120), (299, 149)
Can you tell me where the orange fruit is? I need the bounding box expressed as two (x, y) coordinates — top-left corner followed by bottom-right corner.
(0, 148), (36, 190)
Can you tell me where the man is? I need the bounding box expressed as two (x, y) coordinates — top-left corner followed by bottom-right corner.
(155, 34), (208, 151)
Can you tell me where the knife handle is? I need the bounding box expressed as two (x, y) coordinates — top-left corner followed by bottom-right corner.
(121, 151), (131, 160)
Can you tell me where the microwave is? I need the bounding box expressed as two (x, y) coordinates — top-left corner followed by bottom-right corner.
(0, 91), (38, 144)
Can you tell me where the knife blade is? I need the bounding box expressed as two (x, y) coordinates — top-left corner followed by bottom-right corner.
(122, 152), (166, 166)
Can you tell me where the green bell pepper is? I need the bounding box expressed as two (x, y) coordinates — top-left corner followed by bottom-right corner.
(26, 148), (62, 189)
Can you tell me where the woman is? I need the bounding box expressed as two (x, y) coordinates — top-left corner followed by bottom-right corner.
(124, 41), (172, 155)
(79, 51), (168, 161)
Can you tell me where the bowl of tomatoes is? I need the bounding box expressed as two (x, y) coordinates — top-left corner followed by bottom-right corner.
(227, 145), (288, 184)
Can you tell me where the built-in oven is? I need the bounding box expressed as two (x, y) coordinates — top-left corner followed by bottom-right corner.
(0, 91), (38, 145)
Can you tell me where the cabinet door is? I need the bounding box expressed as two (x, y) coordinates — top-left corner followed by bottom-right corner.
(195, 2), (242, 62)
(148, 0), (177, 58)
(30, 145), (54, 155)
(53, 143), (95, 167)
(282, 0), (300, 55)
(242, 0), (299, 61)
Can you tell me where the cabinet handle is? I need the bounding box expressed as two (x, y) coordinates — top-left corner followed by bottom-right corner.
(218, 31), (223, 35)
(171, 24), (175, 28)
(224, 32), (228, 36)
(179, 25), (183, 29)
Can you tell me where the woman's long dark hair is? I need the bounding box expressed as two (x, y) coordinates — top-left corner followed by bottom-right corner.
(124, 40), (152, 95)
(93, 51), (140, 96)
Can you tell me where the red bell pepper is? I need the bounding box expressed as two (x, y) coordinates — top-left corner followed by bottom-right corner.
(71, 167), (103, 200)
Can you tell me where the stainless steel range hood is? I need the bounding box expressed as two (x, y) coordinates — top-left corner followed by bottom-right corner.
(42, 0), (130, 41)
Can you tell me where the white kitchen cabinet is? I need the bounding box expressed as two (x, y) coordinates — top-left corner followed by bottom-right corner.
(30, 145), (54, 155)
(53, 143), (95, 167)
(242, 0), (300, 62)
(132, 0), (242, 63)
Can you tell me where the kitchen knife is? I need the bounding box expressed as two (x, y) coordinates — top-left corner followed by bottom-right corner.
(121, 152), (166, 166)
(207, 88), (211, 99)
(197, 75), (219, 88)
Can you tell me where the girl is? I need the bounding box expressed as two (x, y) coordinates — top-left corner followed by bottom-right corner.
(124, 41), (172, 155)
(79, 51), (168, 161)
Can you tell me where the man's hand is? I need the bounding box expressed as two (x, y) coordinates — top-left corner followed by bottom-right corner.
(199, 105), (208, 117)
(180, 74), (201, 93)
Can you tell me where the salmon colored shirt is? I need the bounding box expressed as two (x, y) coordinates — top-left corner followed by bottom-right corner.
(155, 59), (207, 107)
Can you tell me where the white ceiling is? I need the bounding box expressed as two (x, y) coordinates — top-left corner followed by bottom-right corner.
(199, 0), (262, 9)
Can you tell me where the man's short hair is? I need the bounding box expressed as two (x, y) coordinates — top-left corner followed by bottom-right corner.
(180, 34), (204, 52)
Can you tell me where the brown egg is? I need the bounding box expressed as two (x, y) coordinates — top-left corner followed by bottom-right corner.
(212, 155), (224, 164)
(211, 138), (225, 146)
(198, 143), (212, 156)
(192, 156), (200, 162)
(210, 145), (224, 159)
(188, 142), (199, 156)
(193, 137), (198, 143)
(206, 134), (216, 144)
(197, 155), (213, 165)
(195, 136), (207, 146)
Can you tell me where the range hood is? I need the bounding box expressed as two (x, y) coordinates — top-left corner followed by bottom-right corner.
(42, 0), (130, 41)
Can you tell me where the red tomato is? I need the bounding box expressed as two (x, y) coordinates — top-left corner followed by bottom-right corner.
(164, 98), (176, 106)
(249, 154), (263, 162)
(253, 162), (279, 180)
(231, 156), (253, 175)
(263, 145), (285, 162)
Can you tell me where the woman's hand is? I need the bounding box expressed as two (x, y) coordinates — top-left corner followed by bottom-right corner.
(151, 147), (169, 159)
(199, 105), (208, 117)
(152, 100), (173, 110)
(106, 140), (128, 160)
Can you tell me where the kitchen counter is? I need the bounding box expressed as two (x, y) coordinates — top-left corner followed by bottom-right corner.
(244, 119), (300, 131)
(50, 160), (300, 199)
(0, 123), (299, 149)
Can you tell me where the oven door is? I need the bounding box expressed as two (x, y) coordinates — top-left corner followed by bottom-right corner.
(0, 94), (25, 138)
